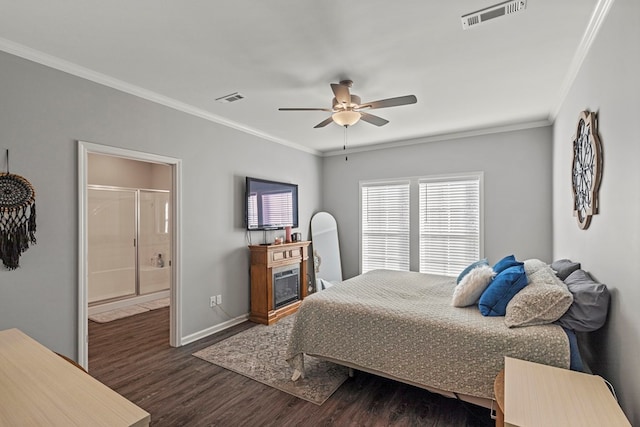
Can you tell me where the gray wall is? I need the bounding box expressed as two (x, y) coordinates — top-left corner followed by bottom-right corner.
(552, 0), (639, 421)
(0, 51), (322, 356)
(322, 126), (553, 279)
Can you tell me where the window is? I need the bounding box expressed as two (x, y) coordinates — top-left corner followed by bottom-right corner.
(360, 174), (482, 276)
(419, 178), (480, 276)
(360, 181), (410, 273)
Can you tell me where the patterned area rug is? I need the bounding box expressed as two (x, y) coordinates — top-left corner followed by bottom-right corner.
(193, 315), (349, 405)
(89, 298), (170, 323)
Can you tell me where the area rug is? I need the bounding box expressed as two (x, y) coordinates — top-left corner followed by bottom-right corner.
(138, 297), (170, 310)
(193, 315), (349, 405)
(89, 297), (170, 323)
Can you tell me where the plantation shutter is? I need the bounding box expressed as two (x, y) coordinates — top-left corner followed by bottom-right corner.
(419, 178), (480, 276)
(361, 182), (410, 273)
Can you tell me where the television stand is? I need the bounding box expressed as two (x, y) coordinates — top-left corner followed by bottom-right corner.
(248, 241), (310, 325)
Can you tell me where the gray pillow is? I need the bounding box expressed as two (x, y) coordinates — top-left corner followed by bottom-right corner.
(550, 259), (581, 281)
(555, 269), (610, 332)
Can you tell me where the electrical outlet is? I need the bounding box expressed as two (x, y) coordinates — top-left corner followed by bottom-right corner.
(216, 295), (222, 305)
(210, 296), (216, 307)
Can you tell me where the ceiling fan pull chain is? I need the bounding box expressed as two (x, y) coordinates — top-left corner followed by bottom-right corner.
(343, 125), (348, 161)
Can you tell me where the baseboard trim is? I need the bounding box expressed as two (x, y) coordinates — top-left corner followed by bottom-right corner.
(181, 313), (250, 346)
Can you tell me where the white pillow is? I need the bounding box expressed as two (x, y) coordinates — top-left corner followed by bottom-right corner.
(505, 265), (573, 327)
(452, 265), (495, 307)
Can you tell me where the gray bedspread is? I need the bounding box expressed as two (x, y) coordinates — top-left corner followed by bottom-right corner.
(286, 269), (570, 400)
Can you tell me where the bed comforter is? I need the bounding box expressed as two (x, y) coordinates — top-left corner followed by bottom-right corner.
(286, 269), (570, 400)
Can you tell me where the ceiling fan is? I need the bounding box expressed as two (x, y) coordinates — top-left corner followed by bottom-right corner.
(279, 80), (417, 128)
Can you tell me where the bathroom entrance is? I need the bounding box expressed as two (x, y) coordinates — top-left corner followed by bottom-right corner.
(78, 141), (182, 368)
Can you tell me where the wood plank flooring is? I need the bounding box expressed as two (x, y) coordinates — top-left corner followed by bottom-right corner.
(88, 308), (494, 427)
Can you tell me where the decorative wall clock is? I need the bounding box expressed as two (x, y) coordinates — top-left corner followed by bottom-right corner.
(571, 110), (602, 230)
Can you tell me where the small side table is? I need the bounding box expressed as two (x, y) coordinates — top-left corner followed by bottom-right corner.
(494, 369), (505, 427)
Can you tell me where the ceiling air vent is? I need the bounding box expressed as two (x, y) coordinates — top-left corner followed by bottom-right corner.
(215, 92), (245, 103)
(461, 0), (527, 30)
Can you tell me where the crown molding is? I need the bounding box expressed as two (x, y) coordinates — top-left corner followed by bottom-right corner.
(549, 0), (616, 120)
(0, 37), (320, 156)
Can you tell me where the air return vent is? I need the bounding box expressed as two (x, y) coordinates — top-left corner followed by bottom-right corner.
(461, 0), (527, 30)
(215, 92), (245, 103)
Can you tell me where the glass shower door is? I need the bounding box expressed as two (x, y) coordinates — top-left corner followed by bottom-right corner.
(87, 188), (137, 303)
(138, 190), (171, 295)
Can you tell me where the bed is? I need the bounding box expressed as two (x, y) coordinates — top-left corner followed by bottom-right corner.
(286, 268), (576, 409)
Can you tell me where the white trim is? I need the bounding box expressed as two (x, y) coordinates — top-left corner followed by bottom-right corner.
(170, 156), (182, 350)
(549, 0), (616, 120)
(77, 143), (89, 366)
(0, 38), (320, 156)
(323, 118), (551, 157)
(77, 141), (183, 369)
(180, 313), (250, 346)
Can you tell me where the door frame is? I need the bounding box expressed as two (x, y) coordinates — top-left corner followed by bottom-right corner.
(77, 141), (182, 368)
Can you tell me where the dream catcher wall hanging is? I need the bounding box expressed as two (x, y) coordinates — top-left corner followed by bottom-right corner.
(0, 150), (36, 269)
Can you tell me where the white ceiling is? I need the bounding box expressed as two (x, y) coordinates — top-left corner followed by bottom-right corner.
(0, 1), (603, 154)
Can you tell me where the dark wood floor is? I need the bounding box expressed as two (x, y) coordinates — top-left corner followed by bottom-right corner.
(88, 307), (494, 427)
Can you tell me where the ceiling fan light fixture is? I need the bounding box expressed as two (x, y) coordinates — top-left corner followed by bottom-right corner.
(332, 110), (360, 127)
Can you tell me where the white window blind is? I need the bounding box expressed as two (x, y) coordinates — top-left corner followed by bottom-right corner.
(247, 193), (258, 228)
(261, 191), (293, 226)
(419, 178), (480, 276)
(361, 182), (410, 273)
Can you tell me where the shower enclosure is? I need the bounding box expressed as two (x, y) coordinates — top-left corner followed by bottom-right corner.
(88, 186), (171, 306)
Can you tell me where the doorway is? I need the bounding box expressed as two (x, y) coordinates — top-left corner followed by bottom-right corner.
(78, 141), (182, 369)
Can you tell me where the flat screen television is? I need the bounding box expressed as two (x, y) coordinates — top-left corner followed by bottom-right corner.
(245, 177), (298, 231)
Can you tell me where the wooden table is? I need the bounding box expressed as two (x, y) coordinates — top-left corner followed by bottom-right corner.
(0, 328), (150, 426)
(503, 357), (630, 427)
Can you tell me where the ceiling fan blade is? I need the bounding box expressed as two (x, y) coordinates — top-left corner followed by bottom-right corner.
(358, 95), (417, 110)
(314, 116), (334, 128)
(360, 112), (389, 126)
(279, 107), (332, 111)
(331, 83), (351, 105)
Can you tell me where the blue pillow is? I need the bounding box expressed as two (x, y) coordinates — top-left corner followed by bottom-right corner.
(492, 254), (523, 275)
(479, 264), (528, 316)
(456, 259), (489, 284)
